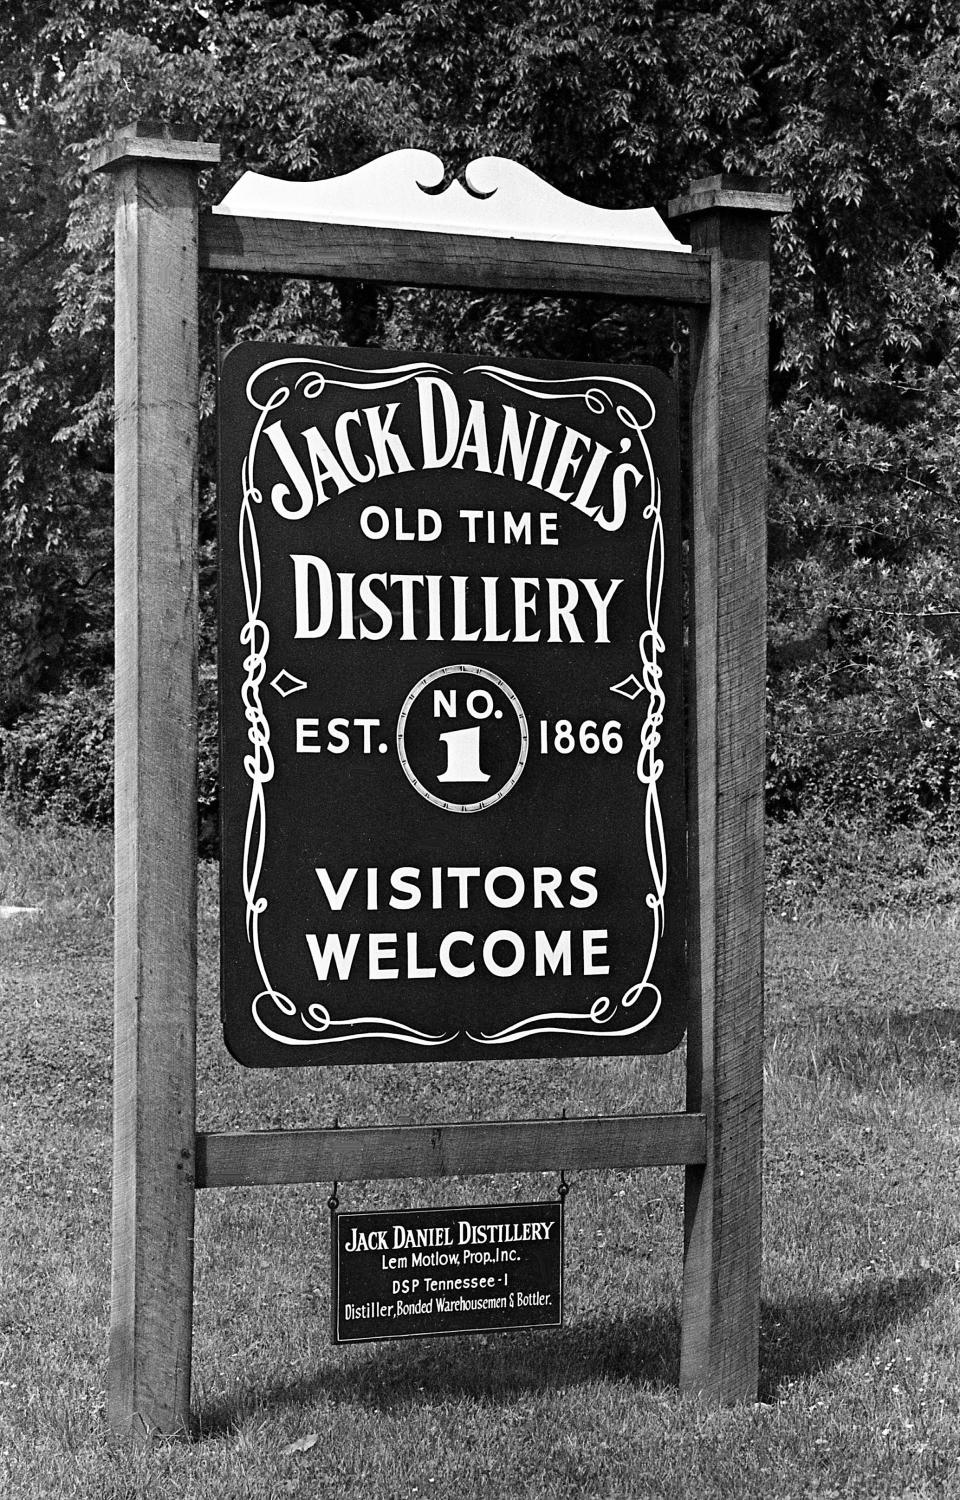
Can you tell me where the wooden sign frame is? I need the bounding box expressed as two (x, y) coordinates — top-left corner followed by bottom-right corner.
(92, 122), (789, 1438)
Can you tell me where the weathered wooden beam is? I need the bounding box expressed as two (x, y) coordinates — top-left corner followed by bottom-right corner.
(199, 212), (712, 302)
(670, 174), (789, 1404)
(94, 124), (219, 1442)
(668, 174), (793, 219)
(196, 1113), (707, 1188)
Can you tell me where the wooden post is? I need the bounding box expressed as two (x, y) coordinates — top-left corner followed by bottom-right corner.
(92, 125), (220, 1439)
(669, 175), (790, 1402)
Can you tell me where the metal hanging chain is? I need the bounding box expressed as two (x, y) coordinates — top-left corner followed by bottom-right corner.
(558, 1108), (570, 1202)
(328, 1116), (341, 1214)
(214, 274), (224, 380)
(670, 309), (683, 386)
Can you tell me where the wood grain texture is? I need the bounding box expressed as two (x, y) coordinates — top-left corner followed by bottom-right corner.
(668, 183), (792, 219)
(106, 152), (201, 1440)
(677, 192), (773, 1403)
(196, 1114), (706, 1187)
(199, 213), (712, 302)
(91, 135), (220, 173)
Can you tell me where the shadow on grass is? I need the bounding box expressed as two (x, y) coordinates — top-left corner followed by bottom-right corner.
(194, 1304), (680, 1437)
(194, 1268), (944, 1436)
(759, 1267), (944, 1401)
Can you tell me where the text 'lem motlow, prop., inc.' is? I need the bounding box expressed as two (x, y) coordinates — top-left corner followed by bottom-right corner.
(218, 347), (686, 1065)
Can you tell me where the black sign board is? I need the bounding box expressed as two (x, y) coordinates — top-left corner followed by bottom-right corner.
(218, 346), (685, 1065)
(331, 1201), (563, 1343)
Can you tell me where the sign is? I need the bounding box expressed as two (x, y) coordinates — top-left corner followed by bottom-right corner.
(331, 1201), (563, 1342)
(218, 346), (685, 1064)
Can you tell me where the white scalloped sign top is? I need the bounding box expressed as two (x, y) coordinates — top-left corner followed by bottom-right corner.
(213, 148), (690, 253)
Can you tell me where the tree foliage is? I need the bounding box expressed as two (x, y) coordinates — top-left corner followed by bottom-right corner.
(2, 1), (959, 830)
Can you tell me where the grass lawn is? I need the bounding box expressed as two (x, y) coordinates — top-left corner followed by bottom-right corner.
(1, 813), (959, 1498)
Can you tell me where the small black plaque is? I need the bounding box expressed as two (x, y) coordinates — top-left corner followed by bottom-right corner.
(331, 1201), (563, 1342)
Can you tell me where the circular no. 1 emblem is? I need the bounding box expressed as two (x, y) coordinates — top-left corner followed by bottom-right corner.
(396, 665), (529, 813)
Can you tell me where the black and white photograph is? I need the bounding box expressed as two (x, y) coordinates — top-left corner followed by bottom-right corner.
(1, 3), (957, 1495)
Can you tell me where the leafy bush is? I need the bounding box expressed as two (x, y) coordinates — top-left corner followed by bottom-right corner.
(766, 813), (960, 920)
(767, 689), (960, 832)
(0, 670), (220, 851)
(766, 378), (960, 835)
(0, 677), (113, 825)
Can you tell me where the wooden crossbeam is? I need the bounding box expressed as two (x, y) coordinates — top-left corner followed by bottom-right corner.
(195, 1113), (708, 1189)
(200, 213), (712, 302)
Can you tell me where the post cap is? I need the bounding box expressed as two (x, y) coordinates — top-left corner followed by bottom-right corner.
(89, 122), (221, 175)
(668, 174), (792, 221)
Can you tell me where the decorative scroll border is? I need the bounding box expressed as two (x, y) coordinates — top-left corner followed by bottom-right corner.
(459, 368), (664, 1044)
(235, 357), (666, 1049)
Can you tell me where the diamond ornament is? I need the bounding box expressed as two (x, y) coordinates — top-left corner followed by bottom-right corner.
(270, 670), (308, 698)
